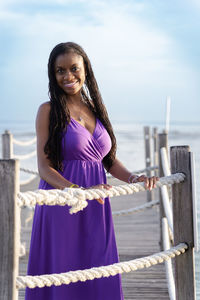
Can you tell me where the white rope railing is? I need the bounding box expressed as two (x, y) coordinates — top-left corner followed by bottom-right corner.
(20, 175), (38, 186)
(14, 150), (36, 161)
(13, 136), (36, 146)
(20, 168), (39, 176)
(17, 173), (185, 214)
(162, 218), (176, 300)
(112, 199), (159, 216)
(16, 242), (188, 289)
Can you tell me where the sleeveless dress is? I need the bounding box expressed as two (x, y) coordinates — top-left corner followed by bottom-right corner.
(25, 117), (124, 300)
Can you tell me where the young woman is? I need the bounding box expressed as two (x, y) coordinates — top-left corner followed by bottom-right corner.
(25, 42), (158, 300)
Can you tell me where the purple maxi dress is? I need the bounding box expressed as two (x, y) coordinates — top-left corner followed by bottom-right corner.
(25, 117), (124, 300)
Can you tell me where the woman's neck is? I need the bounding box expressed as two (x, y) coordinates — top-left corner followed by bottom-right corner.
(66, 92), (83, 107)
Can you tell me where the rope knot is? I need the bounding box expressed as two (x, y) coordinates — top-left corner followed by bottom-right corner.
(63, 188), (88, 214)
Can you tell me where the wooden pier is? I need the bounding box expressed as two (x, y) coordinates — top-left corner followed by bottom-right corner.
(111, 186), (169, 299)
(0, 129), (196, 300)
(18, 178), (169, 300)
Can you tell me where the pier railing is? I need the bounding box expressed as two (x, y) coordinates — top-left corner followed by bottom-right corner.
(2, 130), (38, 186)
(2, 126), (160, 191)
(0, 143), (197, 300)
(2, 129), (160, 189)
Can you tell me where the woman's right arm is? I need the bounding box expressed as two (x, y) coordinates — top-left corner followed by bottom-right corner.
(36, 102), (73, 189)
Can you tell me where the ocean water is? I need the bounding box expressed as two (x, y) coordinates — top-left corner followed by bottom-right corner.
(0, 119), (199, 298)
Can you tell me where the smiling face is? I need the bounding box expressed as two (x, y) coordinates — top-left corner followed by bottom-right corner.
(54, 51), (86, 96)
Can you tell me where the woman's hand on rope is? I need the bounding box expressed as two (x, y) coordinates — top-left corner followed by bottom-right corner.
(87, 184), (112, 204)
(129, 174), (159, 190)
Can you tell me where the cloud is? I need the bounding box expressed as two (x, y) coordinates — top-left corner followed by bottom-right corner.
(0, 0), (199, 122)
(1, 2), (173, 62)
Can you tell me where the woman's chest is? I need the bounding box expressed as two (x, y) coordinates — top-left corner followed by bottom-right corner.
(61, 119), (112, 161)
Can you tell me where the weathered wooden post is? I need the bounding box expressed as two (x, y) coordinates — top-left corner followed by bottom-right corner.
(170, 146), (196, 300)
(158, 132), (168, 249)
(144, 126), (152, 202)
(152, 127), (158, 177)
(2, 130), (13, 159)
(0, 159), (20, 300)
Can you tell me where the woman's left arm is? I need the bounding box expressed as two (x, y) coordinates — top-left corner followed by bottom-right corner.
(108, 157), (159, 190)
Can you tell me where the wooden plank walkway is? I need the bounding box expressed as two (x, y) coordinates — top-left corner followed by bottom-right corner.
(19, 178), (169, 299)
(110, 179), (169, 299)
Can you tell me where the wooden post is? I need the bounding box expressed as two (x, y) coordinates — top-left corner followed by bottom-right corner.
(0, 159), (20, 300)
(153, 127), (158, 177)
(158, 132), (168, 249)
(2, 130), (13, 159)
(144, 126), (152, 202)
(170, 146), (196, 300)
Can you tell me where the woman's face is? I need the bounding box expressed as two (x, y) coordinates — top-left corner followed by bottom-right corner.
(54, 51), (86, 96)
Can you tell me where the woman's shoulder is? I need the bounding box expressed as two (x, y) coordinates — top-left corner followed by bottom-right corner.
(37, 101), (51, 116)
(38, 101), (51, 112)
(36, 101), (51, 124)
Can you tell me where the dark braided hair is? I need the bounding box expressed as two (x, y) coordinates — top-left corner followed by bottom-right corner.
(44, 42), (117, 172)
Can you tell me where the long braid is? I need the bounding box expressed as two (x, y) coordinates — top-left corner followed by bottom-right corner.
(84, 63), (117, 170)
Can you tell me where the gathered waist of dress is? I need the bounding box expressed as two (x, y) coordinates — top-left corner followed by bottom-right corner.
(63, 159), (103, 164)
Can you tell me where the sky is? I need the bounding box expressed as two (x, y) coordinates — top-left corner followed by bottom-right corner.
(0, 0), (200, 124)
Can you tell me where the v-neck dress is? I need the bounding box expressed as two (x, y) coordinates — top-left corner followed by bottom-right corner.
(25, 118), (124, 300)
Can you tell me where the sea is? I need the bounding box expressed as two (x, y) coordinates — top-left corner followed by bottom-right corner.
(0, 119), (199, 298)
